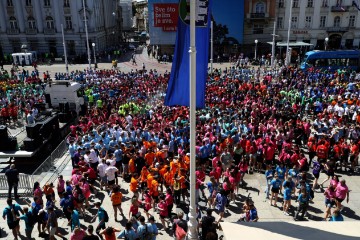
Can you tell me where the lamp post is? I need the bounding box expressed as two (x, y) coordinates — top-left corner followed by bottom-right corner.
(254, 39), (258, 60)
(325, 37), (329, 50)
(92, 43), (97, 69)
(83, 0), (91, 69)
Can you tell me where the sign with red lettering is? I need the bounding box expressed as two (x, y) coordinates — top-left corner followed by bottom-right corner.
(153, 3), (178, 31)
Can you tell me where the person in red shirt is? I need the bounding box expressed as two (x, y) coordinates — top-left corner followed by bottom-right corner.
(316, 140), (328, 162)
(349, 141), (359, 174)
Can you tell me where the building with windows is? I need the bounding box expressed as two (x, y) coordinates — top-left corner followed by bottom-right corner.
(0, 0), (120, 59)
(276, 0), (360, 51)
(243, 0), (277, 56)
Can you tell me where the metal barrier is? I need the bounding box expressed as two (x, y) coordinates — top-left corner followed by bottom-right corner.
(31, 136), (69, 185)
(0, 173), (34, 197)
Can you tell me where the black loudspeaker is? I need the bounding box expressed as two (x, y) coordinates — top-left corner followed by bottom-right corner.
(34, 103), (46, 111)
(0, 125), (8, 139)
(58, 112), (72, 123)
(39, 115), (59, 138)
(59, 102), (70, 113)
(23, 137), (41, 151)
(41, 110), (52, 117)
(45, 94), (51, 104)
(26, 124), (41, 139)
(7, 137), (17, 151)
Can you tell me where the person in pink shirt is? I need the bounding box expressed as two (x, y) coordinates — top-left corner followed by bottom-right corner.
(165, 188), (174, 218)
(57, 175), (65, 197)
(335, 179), (350, 210)
(157, 194), (169, 229)
(212, 154), (221, 169)
(324, 184), (336, 220)
(70, 226), (86, 240)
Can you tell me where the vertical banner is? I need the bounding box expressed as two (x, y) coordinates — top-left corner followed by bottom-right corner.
(164, 0), (212, 109)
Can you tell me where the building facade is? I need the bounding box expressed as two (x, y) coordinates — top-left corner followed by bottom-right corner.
(276, 0), (360, 50)
(0, 0), (118, 59)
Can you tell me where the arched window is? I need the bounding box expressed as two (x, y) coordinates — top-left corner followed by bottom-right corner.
(28, 17), (36, 29)
(255, 2), (265, 13)
(334, 16), (341, 27)
(9, 16), (18, 29)
(46, 16), (54, 29)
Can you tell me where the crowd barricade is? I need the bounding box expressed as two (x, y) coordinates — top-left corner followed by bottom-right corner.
(0, 173), (34, 197)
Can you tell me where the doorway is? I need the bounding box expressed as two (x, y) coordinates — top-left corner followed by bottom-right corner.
(329, 34), (342, 50)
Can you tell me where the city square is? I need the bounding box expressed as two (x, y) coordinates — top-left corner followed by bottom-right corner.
(1, 1), (360, 240)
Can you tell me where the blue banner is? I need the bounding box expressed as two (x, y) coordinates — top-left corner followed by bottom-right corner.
(164, 0), (212, 109)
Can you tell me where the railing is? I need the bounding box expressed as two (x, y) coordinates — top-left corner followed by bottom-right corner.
(250, 13), (266, 18)
(44, 28), (56, 34)
(7, 29), (19, 35)
(26, 28), (37, 34)
(0, 173), (34, 197)
(331, 6), (350, 12)
(326, 27), (349, 32)
(31, 136), (69, 185)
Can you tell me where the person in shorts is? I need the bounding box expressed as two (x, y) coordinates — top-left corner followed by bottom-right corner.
(3, 198), (23, 240)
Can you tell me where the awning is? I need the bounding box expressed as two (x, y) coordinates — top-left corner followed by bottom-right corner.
(267, 41), (313, 47)
(220, 222), (360, 240)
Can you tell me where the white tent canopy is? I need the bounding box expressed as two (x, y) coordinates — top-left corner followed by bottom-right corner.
(267, 41), (314, 47)
(220, 222), (360, 240)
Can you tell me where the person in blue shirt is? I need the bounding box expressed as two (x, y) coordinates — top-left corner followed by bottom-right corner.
(60, 193), (73, 222)
(248, 204), (259, 222)
(294, 188), (310, 221)
(329, 208), (344, 221)
(68, 206), (80, 231)
(92, 201), (106, 239)
(19, 206), (34, 239)
(283, 180), (293, 216)
(265, 164), (274, 200)
(118, 221), (137, 240)
(270, 174), (282, 206)
(31, 196), (43, 234)
(276, 163), (287, 193)
(3, 198), (24, 240)
(148, 216), (158, 240)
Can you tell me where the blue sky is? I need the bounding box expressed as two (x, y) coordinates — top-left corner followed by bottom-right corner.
(212, 0), (244, 44)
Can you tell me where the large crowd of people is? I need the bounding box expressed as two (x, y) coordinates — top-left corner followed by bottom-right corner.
(1, 58), (359, 240)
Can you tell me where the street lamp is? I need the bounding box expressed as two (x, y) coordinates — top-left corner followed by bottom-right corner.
(92, 43), (97, 69)
(254, 39), (258, 60)
(325, 37), (329, 50)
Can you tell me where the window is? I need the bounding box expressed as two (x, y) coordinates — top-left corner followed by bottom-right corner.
(7, 0), (13, 7)
(291, 16), (298, 28)
(277, 17), (284, 29)
(28, 17), (36, 29)
(253, 24), (264, 34)
(307, 0), (313, 7)
(64, 0), (70, 7)
(26, 0), (32, 6)
(278, 0), (284, 8)
(65, 16), (72, 29)
(322, 0), (328, 7)
(336, 0), (343, 7)
(345, 39), (353, 49)
(255, 2), (265, 13)
(293, 0), (299, 8)
(334, 16), (341, 27)
(305, 16), (312, 28)
(46, 16), (54, 29)
(349, 15), (356, 27)
(9, 16), (18, 29)
(44, 0), (51, 7)
(320, 16), (327, 28)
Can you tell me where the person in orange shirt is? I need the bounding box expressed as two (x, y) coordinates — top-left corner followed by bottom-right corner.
(142, 138), (151, 150)
(163, 167), (173, 188)
(110, 185), (124, 221)
(150, 178), (159, 209)
(170, 158), (179, 176)
(145, 150), (155, 166)
(147, 171), (154, 190)
(130, 173), (139, 197)
(177, 169), (188, 202)
(140, 166), (149, 191)
(128, 158), (136, 174)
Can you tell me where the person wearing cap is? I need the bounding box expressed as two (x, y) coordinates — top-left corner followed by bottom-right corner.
(5, 164), (20, 199)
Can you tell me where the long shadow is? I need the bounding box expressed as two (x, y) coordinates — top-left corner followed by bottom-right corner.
(341, 207), (360, 220)
(237, 221), (360, 240)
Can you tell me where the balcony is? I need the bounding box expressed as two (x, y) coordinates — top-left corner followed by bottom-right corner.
(26, 28), (37, 34)
(331, 6), (350, 12)
(326, 27), (349, 32)
(44, 28), (56, 34)
(7, 28), (19, 35)
(250, 13), (266, 19)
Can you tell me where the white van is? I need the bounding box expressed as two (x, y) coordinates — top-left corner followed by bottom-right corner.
(11, 52), (37, 65)
(44, 80), (84, 114)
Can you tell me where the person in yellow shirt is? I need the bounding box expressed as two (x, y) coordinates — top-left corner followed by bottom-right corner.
(110, 185), (124, 221)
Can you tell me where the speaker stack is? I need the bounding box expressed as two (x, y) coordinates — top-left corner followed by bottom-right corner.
(0, 125), (17, 151)
(24, 123), (42, 151)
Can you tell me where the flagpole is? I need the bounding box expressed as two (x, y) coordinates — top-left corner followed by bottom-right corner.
(286, 0), (293, 66)
(210, 20), (214, 74)
(271, 21), (276, 69)
(61, 24), (69, 75)
(188, 0), (198, 239)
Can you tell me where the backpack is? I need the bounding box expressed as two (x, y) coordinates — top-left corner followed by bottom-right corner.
(175, 223), (186, 240)
(26, 211), (36, 227)
(142, 224), (152, 240)
(102, 208), (109, 222)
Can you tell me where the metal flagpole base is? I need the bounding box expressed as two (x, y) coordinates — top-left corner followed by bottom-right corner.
(187, 206), (198, 239)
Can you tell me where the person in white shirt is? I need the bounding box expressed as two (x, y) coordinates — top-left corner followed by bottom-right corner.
(105, 162), (118, 190)
(97, 159), (108, 190)
(89, 146), (99, 170)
